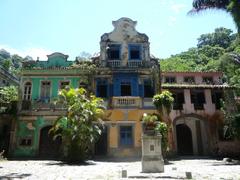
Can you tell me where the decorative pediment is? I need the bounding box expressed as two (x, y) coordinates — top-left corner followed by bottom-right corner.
(101, 17), (148, 42)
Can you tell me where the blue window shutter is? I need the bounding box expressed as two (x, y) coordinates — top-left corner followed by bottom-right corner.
(131, 78), (138, 96)
(113, 78), (120, 96)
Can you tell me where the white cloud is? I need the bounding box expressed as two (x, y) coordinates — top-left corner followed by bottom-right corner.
(170, 3), (187, 13)
(0, 44), (52, 60)
(168, 16), (177, 26)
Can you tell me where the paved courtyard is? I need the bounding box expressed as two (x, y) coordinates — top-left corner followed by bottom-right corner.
(0, 158), (239, 179)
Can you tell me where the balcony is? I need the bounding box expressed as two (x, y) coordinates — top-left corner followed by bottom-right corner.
(107, 60), (121, 68)
(21, 99), (66, 111)
(112, 96), (142, 108)
(106, 60), (143, 68)
(127, 61), (142, 68)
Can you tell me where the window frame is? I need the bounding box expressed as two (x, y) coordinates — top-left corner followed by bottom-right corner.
(23, 81), (32, 101)
(40, 80), (52, 102)
(164, 76), (176, 84)
(59, 80), (70, 90)
(184, 76), (195, 84)
(128, 44), (142, 60)
(107, 44), (121, 60)
(119, 125), (134, 147)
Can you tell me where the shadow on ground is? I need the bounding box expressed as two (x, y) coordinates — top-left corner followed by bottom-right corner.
(0, 173), (31, 179)
(128, 175), (184, 179)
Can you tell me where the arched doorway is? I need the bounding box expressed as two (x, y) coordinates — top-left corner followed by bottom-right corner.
(174, 115), (208, 156)
(39, 126), (62, 158)
(176, 124), (193, 155)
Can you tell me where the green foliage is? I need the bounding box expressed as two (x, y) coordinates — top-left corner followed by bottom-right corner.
(191, 0), (240, 33)
(50, 87), (105, 162)
(142, 113), (159, 126)
(155, 122), (168, 155)
(197, 28), (234, 48)
(153, 91), (174, 115)
(221, 91), (240, 139)
(0, 86), (18, 113)
(69, 60), (97, 73)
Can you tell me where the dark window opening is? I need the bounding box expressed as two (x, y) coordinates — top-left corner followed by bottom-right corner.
(203, 77), (213, 84)
(79, 82), (87, 89)
(184, 76), (195, 84)
(97, 80), (107, 98)
(107, 44), (120, 60)
(129, 45), (141, 60)
(121, 82), (131, 96)
(20, 138), (32, 146)
(172, 92), (184, 110)
(191, 91), (205, 110)
(120, 126), (133, 146)
(165, 76), (176, 83)
(97, 85), (107, 98)
(144, 81), (154, 97)
(212, 91), (223, 110)
(59, 81), (70, 90)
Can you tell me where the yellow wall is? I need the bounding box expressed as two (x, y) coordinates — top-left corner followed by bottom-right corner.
(105, 109), (157, 149)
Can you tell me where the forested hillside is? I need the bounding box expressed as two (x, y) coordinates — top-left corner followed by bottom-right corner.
(160, 27), (240, 88)
(0, 49), (29, 77)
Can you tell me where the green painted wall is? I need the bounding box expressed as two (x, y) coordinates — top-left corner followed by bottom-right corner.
(13, 117), (52, 157)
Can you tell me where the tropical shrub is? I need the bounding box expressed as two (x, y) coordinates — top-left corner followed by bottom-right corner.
(50, 87), (105, 162)
(155, 122), (168, 156)
(153, 90), (174, 115)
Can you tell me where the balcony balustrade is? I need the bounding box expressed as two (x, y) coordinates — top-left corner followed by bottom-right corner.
(21, 99), (66, 111)
(112, 96), (142, 108)
(107, 60), (121, 68)
(127, 61), (142, 68)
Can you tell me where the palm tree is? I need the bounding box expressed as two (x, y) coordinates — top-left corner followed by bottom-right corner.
(191, 0), (240, 33)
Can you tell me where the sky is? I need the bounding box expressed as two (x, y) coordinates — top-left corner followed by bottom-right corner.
(0, 0), (237, 60)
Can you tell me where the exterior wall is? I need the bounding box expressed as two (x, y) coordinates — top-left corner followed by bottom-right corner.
(12, 116), (56, 157)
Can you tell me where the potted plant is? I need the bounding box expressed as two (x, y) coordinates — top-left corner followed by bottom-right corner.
(142, 113), (159, 135)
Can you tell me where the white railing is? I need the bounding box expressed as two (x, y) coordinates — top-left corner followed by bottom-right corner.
(127, 61), (142, 68)
(108, 60), (121, 68)
(112, 96), (142, 108)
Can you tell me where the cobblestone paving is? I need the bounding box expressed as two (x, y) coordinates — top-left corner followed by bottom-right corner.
(0, 158), (239, 179)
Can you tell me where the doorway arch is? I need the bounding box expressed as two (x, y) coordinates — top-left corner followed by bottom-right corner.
(39, 126), (62, 158)
(173, 115), (209, 156)
(176, 124), (193, 155)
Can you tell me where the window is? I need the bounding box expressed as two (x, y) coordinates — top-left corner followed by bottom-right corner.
(191, 90), (205, 110)
(144, 80), (154, 97)
(129, 45), (141, 60)
(120, 126), (133, 146)
(107, 44), (121, 60)
(164, 76), (176, 83)
(59, 81), (70, 90)
(79, 82), (87, 89)
(23, 82), (32, 100)
(212, 91), (223, 110)
(20, 138), (32, 146)
(121, 81), (131, 96)
(172, 91), (184, 110)
(203, 77), (213, 84)
(97, 80), (107, 98)
(40, 81), (51, 101)
(184, 76), (195, 84)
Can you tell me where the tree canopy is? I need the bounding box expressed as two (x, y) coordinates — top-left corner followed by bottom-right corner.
(160, 27), (240, 90)
(50, 87), (105, 162)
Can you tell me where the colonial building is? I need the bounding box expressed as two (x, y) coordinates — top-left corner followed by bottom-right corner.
(10, 17), (232, 158)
